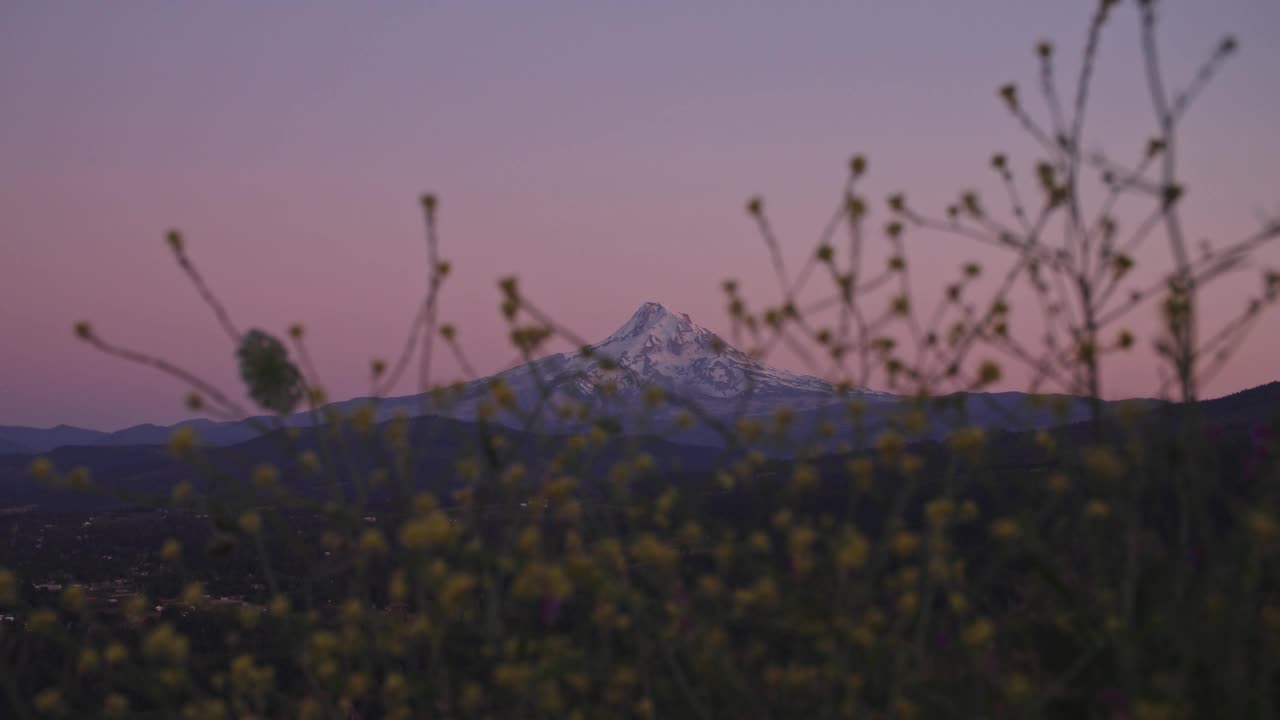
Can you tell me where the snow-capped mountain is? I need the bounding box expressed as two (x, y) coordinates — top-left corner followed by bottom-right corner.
(322, 302), (892, 444)
(499, 302), (856, 405)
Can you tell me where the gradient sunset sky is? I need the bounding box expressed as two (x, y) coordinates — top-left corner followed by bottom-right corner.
(3, 1), (1278, 430)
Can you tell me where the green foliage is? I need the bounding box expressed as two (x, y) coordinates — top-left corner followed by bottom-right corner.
(237, 329), (304, 416)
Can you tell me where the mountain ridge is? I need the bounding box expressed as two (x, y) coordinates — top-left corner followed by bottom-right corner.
(4, 303), (1272, 454)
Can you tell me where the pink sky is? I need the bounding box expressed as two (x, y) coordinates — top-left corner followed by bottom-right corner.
(2, 1), (1278, 430)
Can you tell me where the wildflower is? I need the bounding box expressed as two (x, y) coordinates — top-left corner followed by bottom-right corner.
(697, 574), (724, 598)
(1005, 673), (1032, 702)
(359, 528), (388, 555)
(298, 450), (321, 474)
(1262, 606), (1280, 633)
(251, 463), (279, 489)
(545, 475), (577, 502)
(444, 681), (481, 714)
(488, 379), (516, 408)
(791, 463), (818, 490)
(61, 584), (85, 612)
(900, 453), (924, 475)
(947, 426), (985, 456)
(1133, 701), (1173, 720)
(516, 525), (541, 554)
(735, 418), (763, 442)
(1086, 500), (1111, 519)
(772, 509), (792, 529)
(180, 582), (205, 607)
(0, 568), (16, 605)
(1248, 511), (1278, 544)
(142, 623), (190, 663)
(836, 529), (869, 572)
(847, 457), (874, 489)
(171, 480), (194, 504)
(998, 83), (1019, 110)
(964, 617), (995, 648)
(989, 518), (1021, 542)
(76, 647), (99, 674)
(634, 452), (657, 473)
(161, 538), (182, 561)
(168, 426), (198, 458)
(60, 466), (90, 490)
(977, 359), (1002, 385)
(341, 598), (364, 625)
(33, 688), (65, 716)
(238, 511), (262, 534)
(399, 511), (455, 550)
(1047, 472), (1071, 495)
(630, 533), (679, 571)
(388, 571), (409, 604)
(1034, 429), (1056, 452)
(845, 194), (866, 219)
(749, 531), (772, 554)
(28, 456), (54, 482)
(28, 608), (57, 634)
(637, 384), (665, 409)
(1082, 446), (1125, 480)
(876, 430), (905, 460)
(104, 642), (128, 665)
(349, 403), (376, 436)
(925, 498), (956, 528)
(892, 531), (920, 558)
(104, 693), (130, 718)
(238, 604), (260, 629)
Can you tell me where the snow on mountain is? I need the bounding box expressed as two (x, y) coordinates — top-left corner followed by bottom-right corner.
(490, 302), (888, 408)
(321, 301), (892, 438)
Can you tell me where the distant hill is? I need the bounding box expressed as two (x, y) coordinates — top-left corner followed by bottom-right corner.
(0, 414), (729, 512)
(2, 303), (1273, 458)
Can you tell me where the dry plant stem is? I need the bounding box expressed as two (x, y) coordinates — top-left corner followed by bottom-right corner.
(376, 297), (429, 397)
(172, 246), (241, 344)
(82, 333), (248, 423)
(1139, 1), (1195, 403)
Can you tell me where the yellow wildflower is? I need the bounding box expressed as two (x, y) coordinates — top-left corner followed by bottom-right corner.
(989, 517), (1021, 542)
(167, 427), (198, 458)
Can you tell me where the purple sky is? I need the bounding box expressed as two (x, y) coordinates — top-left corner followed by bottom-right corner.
(3, 1), (1278, 430)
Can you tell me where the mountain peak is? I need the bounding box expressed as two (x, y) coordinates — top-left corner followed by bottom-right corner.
(628, 301), (686, 325)
(606, 302), (697, 344)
